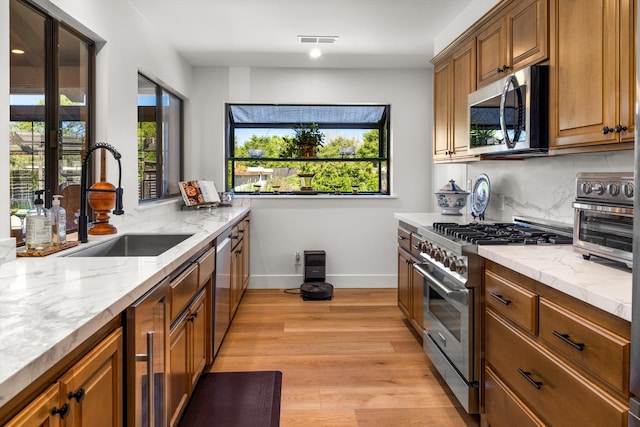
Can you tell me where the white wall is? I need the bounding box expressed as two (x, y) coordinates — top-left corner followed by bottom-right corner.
(191, 67), (433, 288)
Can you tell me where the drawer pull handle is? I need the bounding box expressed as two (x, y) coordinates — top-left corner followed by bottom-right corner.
(552, 330), (585, 351)
(517, 368), (542, 389)
(490, 292), (511, 305)
(398, 235), (406, 240)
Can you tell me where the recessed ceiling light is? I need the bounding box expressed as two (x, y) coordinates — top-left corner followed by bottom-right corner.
(309, 49), (322, 59)
(11, 49), (25, 55)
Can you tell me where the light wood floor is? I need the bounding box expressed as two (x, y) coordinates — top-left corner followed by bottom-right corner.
(209, 288), (480, 427)
(211, 289), (477, 427)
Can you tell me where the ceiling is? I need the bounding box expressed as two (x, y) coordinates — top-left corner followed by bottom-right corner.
(129, 0), (473, 68)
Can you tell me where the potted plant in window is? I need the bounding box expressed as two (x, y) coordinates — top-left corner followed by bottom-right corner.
(280, 123), (325, 158)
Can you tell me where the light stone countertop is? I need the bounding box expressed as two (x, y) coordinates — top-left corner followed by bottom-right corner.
(395, 213), (632, 322)
(0, 206), (249, 408)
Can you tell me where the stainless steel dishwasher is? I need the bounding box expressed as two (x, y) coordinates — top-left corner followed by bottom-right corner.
(213, 228), (232, 357)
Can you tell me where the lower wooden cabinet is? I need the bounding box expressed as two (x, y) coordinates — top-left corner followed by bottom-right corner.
(397, 224), (424, 336)
(482, 261), (630, 427)
(169, 288), (208, 427)
(5, 328), (123, 427)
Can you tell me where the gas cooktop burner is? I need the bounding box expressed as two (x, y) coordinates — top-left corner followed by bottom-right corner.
(432, 222), (573, 245)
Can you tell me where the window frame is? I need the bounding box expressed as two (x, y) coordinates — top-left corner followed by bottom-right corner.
(9, 0), (95, 217)
(225, 103), (391, 195)
(137, 73), (184, 202)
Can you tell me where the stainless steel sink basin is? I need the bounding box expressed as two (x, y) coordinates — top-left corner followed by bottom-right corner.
(66, 233), (193, 257)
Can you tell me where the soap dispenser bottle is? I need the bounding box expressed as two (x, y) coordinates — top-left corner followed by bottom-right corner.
(25, 190), (52, 251)
(51, 194), (66, 246)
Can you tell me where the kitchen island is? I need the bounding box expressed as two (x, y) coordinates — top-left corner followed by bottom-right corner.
(0, 205), (249, 412)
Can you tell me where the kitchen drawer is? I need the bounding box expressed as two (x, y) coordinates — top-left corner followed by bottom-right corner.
(197, 246), (215, 287)
(484, 366), (544, 427)
(485, 270), (538, 334)
(397, 226), (411, 252)
(486, 309), (628, 427)
(539, 298), (630, 395)
(170, 263), (199, 322)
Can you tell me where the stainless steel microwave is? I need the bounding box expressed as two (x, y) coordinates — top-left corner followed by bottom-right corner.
(468, 65), (548, 157)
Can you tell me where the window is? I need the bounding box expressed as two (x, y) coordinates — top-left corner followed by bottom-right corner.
(226, 104), (390, 195)
(137, 74), (183, 200)
(9, 0), (94, 234)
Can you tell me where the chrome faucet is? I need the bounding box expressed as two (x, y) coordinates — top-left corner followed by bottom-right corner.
(78, 142), (124, 243)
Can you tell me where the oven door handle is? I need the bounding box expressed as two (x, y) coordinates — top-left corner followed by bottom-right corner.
(413, 263), (468, 306)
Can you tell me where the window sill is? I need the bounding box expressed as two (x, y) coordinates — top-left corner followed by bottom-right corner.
(235, 194), (397, 200)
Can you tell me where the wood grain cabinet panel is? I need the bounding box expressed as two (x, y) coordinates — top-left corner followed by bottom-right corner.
(432, 38), (477, 162)
(549, 0), (635, 150)
(477, 16), (507, 86)
(538, 298), (630, 395)
(486, 309), (628, 427)
(6, 328), (123, 427)
(477, 0), (548, 87)
(485, 270), (538, 334)
(484, 366), (544, 427)
(4, 384), (63, 427)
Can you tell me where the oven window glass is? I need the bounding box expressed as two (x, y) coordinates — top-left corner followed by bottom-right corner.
(469, 94), (503, 148)
(578, 211), (633, 252)
(428, 287), (461, 341)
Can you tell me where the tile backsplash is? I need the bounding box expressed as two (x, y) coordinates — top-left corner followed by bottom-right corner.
(434, 150), (634, 225)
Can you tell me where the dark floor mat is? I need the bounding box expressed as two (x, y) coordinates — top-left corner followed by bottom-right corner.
(177, 370), (282, 427)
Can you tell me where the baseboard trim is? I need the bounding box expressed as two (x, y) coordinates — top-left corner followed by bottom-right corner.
(247, 274), (396, 289)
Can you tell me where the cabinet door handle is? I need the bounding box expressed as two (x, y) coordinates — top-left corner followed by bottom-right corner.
(490, 292), (511, 305)
(552, 330), (585, 351)
(615, 124), (628, 133)
(52, 403), (70, 419)
(146, 332), (155, 427)
(68, 387), (85, 402)
(497, 65), (511, 73)
(602, 126), (614, 134)
(517, 368), (542, 389)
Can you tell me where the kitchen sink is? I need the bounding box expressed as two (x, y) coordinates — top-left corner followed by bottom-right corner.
(65, 233), (193, 257)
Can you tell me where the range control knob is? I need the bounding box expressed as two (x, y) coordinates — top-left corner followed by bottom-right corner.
(624, 182), (634, 199)
(592, 182), (605, 195)
(443, 256), (451, 268)
(448, 256), (458, 271)
(435, 249), (446, 263)
(581, 182), (592, 194)
(607, 183), (620, 197)
(454, 259), (466, 275)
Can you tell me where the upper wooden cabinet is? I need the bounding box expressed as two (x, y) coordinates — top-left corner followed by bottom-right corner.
(549, 0), (636, 151)
(477, 0), (548, 87)
(433, 38), (477, 162)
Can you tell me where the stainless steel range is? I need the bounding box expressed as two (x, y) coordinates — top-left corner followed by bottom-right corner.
(414, 218), (573, 414)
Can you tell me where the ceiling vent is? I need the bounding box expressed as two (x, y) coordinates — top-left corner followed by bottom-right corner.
(298, 35), (339, 44)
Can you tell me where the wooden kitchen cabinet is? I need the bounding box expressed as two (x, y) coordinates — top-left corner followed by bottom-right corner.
(397, 223), (424, 336)
(432, 38), (478, 163)
(477, 0), (548, 87)
(169, 288), (208, 427)
(5, 328), (123, 427)
(230, 215), (250, 319)
(482, 260), (630, 427)
(549, 0), (636, 151)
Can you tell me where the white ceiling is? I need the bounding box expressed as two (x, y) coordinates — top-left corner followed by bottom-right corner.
(129, 0), (473, 68)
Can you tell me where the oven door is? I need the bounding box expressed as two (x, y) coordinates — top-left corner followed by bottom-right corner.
(415, 260), (471, 378)
(573, 202), (633, 268)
